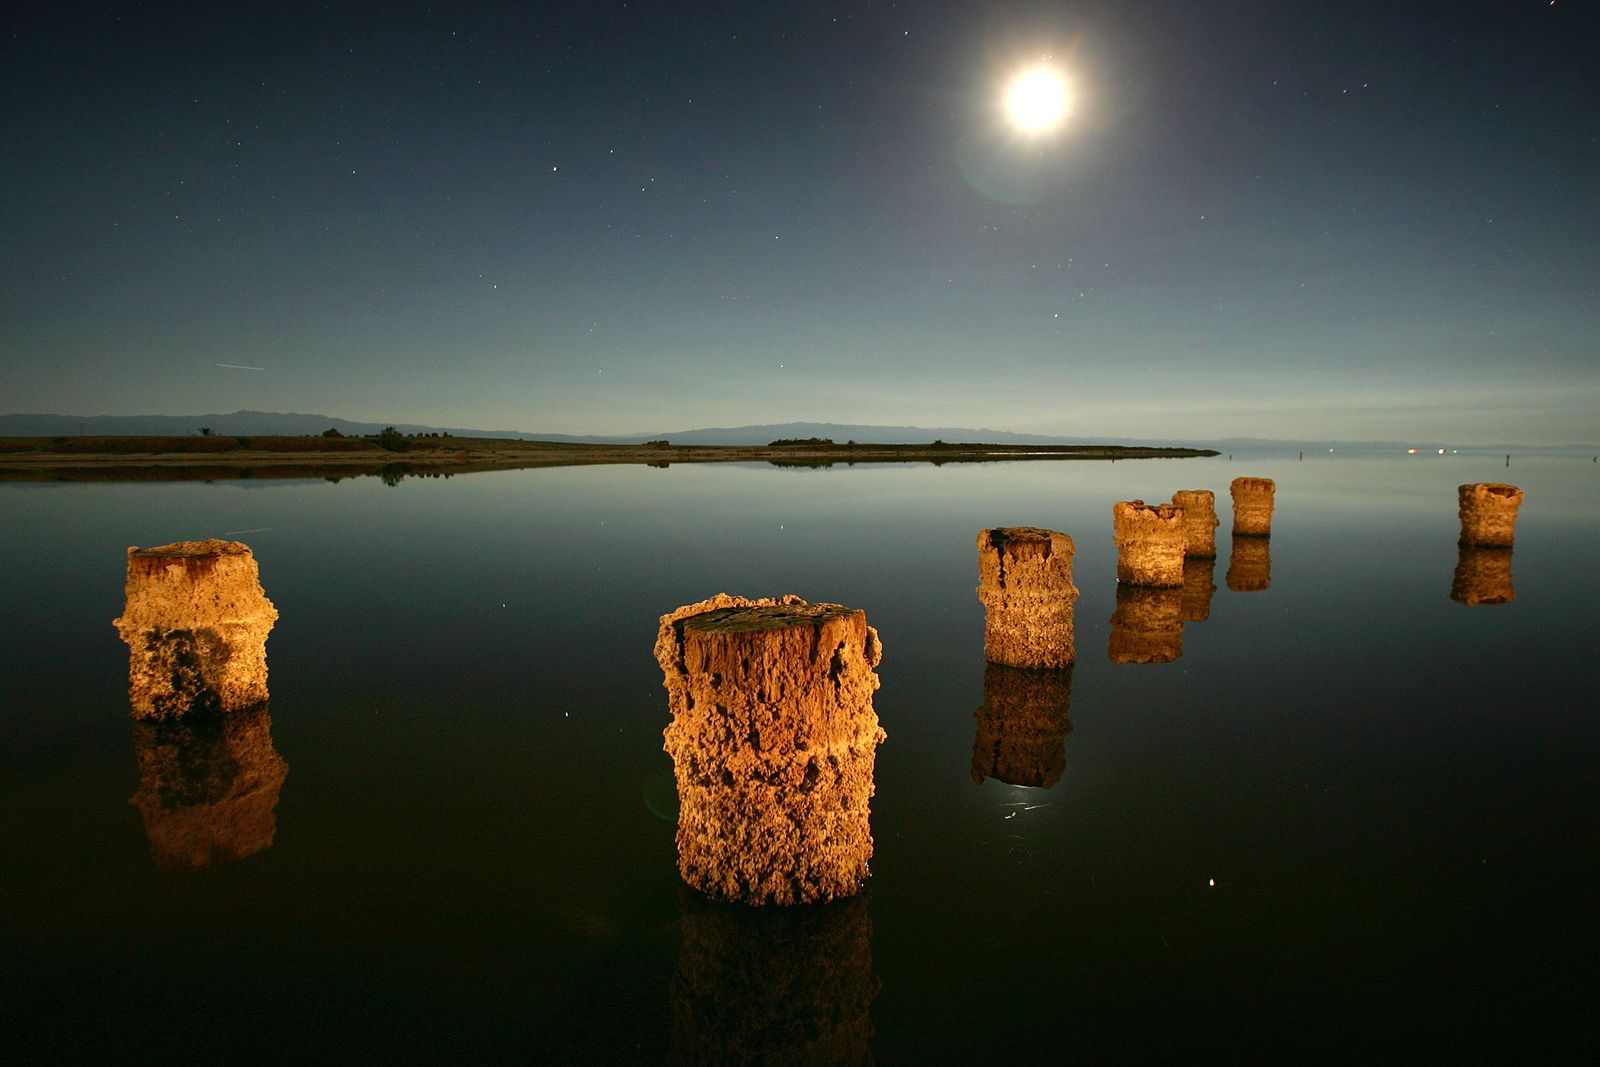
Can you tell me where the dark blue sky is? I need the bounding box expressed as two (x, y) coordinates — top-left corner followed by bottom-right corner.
(3, 1), (1595, 442)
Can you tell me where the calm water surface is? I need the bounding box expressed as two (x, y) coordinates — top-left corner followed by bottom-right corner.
(3, 454), (1597, 1061)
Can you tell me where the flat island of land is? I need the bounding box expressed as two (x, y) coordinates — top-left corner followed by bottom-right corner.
(0, 434), (1219, 483)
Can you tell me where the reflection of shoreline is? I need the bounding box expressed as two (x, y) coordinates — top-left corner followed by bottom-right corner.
(129, 703), (288, 870)
(0, 443), (1220, 483)
(972, 663), (1074, 788)
(672, 890), (878, 1065)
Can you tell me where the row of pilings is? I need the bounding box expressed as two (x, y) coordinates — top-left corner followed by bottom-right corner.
(111, 481), (1523, 880)
(104, 477), (1526, 1059)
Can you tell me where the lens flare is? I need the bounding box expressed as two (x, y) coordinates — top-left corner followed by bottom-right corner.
(1006, 67), (1069, 132)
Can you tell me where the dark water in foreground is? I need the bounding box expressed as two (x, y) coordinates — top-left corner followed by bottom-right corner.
(3, 454), (1597, 1061)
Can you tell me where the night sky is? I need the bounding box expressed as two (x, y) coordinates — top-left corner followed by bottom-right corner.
(3, 1), (1595, 443)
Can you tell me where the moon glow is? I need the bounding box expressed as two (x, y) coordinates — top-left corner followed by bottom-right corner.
(1005, 67), (1069, 132)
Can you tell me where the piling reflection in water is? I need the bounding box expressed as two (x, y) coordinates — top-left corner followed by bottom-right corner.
(1452, 545), (1515, 605)
(1226, 535), (1272, 592)
(672, 892), (877, 1066)
(971, 663), (1074, 788)
(1179, 557), (1217, 623)
(1108, 585), (1185, 664)
(112, 539), (277, 719)
(129, 703), (287, 870)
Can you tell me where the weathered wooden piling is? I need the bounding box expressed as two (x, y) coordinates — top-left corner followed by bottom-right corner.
(672, 892), (877, 1064)
(1107, 585), (1184, 664)
(657, 594), (886, 905)
(1172, 489), (1219, 558)
(112, 540), (278, 720)
(976, 527), (1079, 668)
(970, 663), (1074, 789)
(1112, 501), (1186, 587)
(1458, 483), (1525, 547)
(1226, 535), (1272, 592)
(129, 703), (287, 869)
(1230, 477), (1276, 537)
(1451, 546), (1515, 606)
(1179, 557), (1217, 622)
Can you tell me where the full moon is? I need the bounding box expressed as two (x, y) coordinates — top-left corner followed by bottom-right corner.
(1005, 67), (1069, 133)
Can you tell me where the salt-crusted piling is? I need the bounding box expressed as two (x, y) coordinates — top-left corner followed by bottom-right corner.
(112, 540), (278, 720)
(129, 703), (287, 870)
(970, 663), (1074, 789)
(1226, 535), (1272, 592)
(1180, 557), (1217, 623)
(1458, 483), (1525, 547)
(976, 527), (1079, 668)
(1451, 546), (1516, 606)
(1112, 501), (1186, 587)
(672, 892), (877, 1065)
(1108, 585), (1184, 664)
(1172, 489), (1219, 558)
(657, 594), (886, 905)
(1230, 477), (1276, 537)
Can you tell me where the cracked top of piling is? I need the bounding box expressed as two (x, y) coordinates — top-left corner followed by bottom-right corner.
(1460, 482), (1524, 500)
(129, 539), (253, 559)
(1114, 500), (1183, 521)
(985, 526), (1058, 545)
(979, 526), (1074, 563)
(683, 602), (861, 635)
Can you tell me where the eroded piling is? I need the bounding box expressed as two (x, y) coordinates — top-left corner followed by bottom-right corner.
(976, 527), (1079, 668)
(1172, 489), (1219, 558)
(112, 540), (278, 719)
(1112, 502), (1185, 587)
(1230, 477), (1276, 537)
(657, 594), (885, 905)
(1458, 483), (1524, 547)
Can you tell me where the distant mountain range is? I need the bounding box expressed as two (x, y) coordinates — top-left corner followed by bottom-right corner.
(0, 411), (1125, 444)
(1, 411), (1592, 453)
(0, 410), (532, 440)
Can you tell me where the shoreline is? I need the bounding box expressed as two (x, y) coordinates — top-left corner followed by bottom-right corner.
(0, 436), (1220, 483)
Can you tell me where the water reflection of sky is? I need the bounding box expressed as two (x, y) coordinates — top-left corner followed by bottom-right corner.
(2, 455), (1596, 1058)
